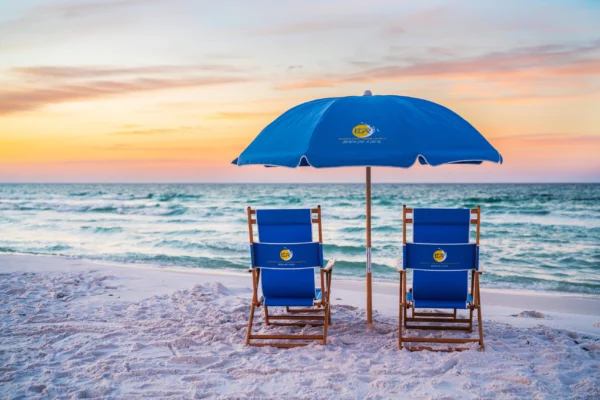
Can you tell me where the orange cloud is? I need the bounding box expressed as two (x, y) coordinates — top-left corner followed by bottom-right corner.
(109, 126), (199, 136)
(0, 76), (251, 115)
(493, 133), (600, 148)
(205, 111), (278, 120)
(12, 65), (245, 79)
(0, 63), (256, 116)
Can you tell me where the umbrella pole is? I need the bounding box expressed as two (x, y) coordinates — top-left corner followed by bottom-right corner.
(366, 167), (373, 325)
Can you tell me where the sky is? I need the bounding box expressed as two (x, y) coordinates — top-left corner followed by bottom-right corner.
(1, 0), (599, 183)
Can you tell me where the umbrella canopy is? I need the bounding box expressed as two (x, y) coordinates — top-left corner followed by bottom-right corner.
(233, 93), (502, 168)
(233, 92), (502, 325)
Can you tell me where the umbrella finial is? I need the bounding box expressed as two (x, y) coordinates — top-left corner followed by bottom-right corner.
(363, 90), (372, 96)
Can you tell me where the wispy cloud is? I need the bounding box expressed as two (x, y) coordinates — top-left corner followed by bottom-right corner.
(83, 138), (245, 157)
(12, 65), (246, 79)
(451, 87), (600, 105)
(383, 1), (599, 37)
(276, 39), (600, 90)
(0, 77), (249, 115)
(205, 111), (278, 120)
(0, 0), (174, 50)
(0, 64), (254, 115)
(55, 0), (162, 18)
(493, 133), (600, 144)
(109, 126), (197, 136)
(254, 16), (369, 36)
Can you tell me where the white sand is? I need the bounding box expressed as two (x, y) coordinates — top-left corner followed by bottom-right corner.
(1, 254), (599, 399)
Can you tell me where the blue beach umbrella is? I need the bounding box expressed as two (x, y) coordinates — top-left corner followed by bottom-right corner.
(232, 91), (502, 325)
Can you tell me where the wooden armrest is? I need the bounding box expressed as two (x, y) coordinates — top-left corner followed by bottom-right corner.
(324, 258), (336, 272)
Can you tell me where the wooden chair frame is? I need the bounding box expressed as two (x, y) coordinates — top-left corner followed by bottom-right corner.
(398, 205), (484, 351)
(245, 205), (334, 348)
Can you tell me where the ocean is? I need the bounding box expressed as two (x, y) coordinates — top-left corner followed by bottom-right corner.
(0, 183), (598, 296)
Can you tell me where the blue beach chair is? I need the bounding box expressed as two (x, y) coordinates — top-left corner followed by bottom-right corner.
(398, 206), (484, 351)
(245, 206), (336, 348)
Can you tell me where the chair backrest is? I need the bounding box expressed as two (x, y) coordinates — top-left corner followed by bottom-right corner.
(248, 208), (322, 301)
(413, 208), (471, 243)
(404, 207), (480, 303)
(256, 209), (313, 243)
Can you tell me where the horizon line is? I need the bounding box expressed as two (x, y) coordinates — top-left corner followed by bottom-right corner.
(0, 181), (598, 185)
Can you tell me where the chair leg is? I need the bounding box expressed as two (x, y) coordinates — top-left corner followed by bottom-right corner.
(326, 272), (333, 325)
(404, 302), (409, 328)
(399, 303), (403, 349)
(453, 309), (457, 319)
(322, 303), (329, 345)
(475, 272), (484, 350)
(477, 305), (484, 350)
(264, 306), (270, 326)
(399, 271), (403, 349)
(245, 303), (256, 346)
(469, 307), (474, 332)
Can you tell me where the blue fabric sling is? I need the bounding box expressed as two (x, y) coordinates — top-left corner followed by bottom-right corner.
(252, 209), (322, 307)
(404, 208), (478, 309)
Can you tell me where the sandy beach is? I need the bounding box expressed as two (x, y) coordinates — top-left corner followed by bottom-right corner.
(1, 254), (599, 399)
(2, 0), (600, 398)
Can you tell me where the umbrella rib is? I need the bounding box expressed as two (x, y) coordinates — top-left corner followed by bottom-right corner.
(300, 98), (341, 168)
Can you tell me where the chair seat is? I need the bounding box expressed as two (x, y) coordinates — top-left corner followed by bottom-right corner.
(262, 288), (322, 307)
(407, 292), (473, 309)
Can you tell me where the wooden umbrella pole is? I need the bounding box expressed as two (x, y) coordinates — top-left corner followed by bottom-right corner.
(366, 167), (373, 325)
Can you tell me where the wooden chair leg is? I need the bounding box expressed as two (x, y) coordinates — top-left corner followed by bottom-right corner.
(322, 303), (329, 345)
(404, 288), (409, 328)
(399, 278), (403, 350)
(469, 307), (474, 332)
(245, 303), (256, 346)
(326, 271), (333, 325)
(476, 273), (484, 350)
(478, 305), (484, 350)
(264, 306), (270, 326)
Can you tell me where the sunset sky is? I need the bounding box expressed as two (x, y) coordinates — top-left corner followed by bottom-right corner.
(1, 0), (599, 183)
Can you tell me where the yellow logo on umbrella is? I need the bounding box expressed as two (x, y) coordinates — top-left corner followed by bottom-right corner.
(352, 124), (375, 138)
(433, 249), (447, 262)
(280, 248), (293, 261)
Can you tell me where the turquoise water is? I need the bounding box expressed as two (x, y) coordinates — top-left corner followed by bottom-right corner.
(0, 183), (598, 295)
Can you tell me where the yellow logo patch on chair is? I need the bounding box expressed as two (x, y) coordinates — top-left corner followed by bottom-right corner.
(280, 248), (293, 261)
(433, 249), (447, 262)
